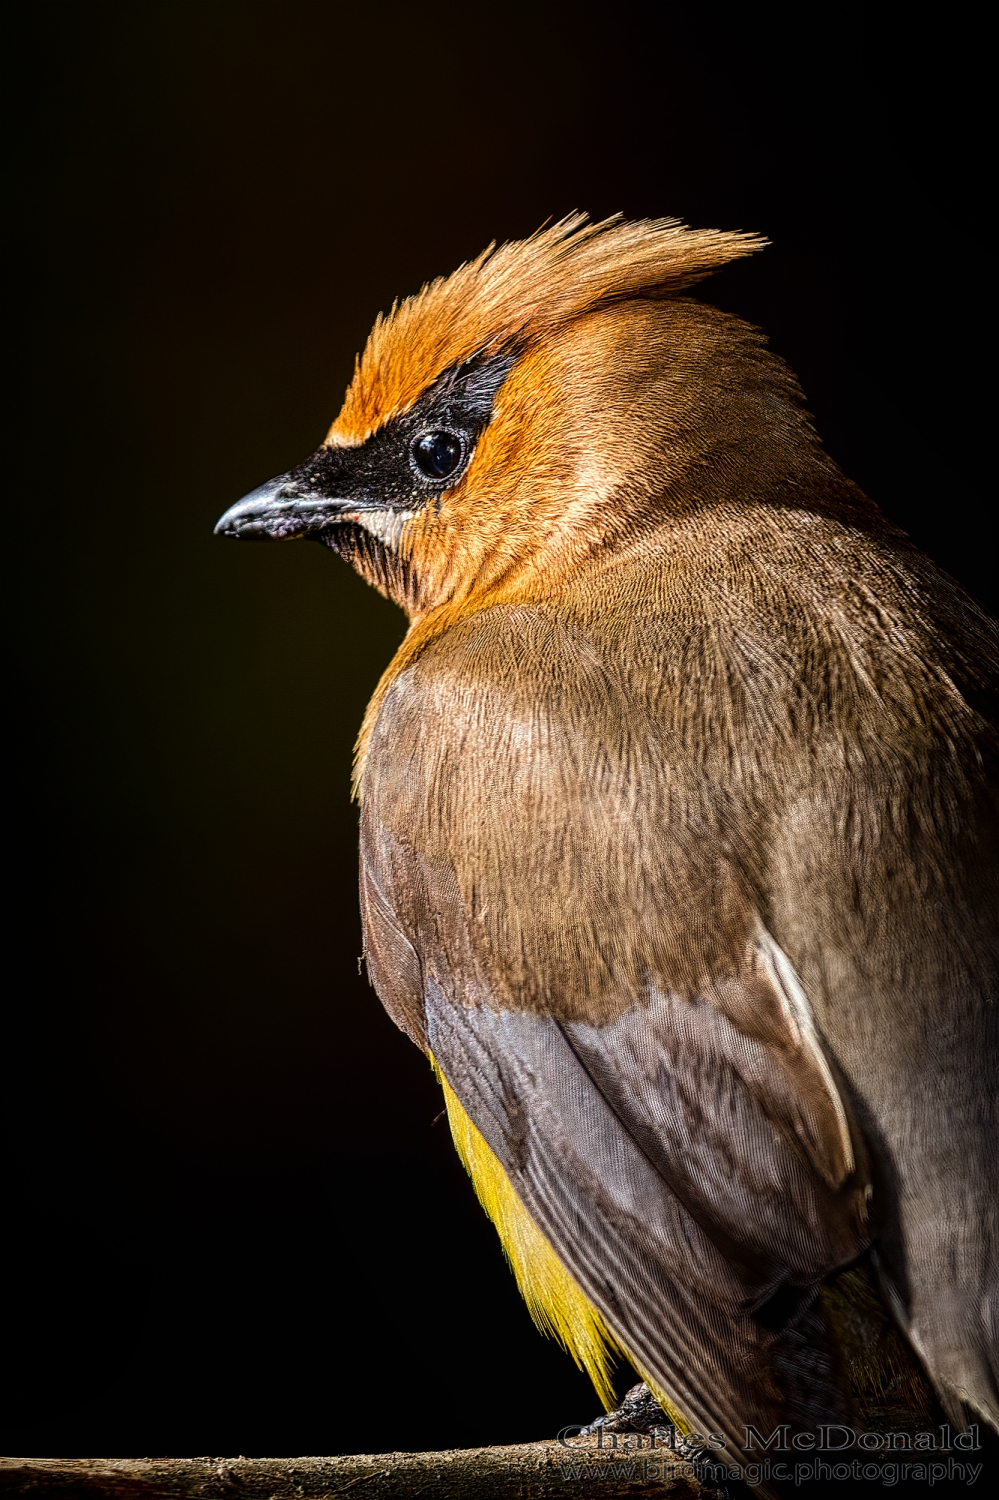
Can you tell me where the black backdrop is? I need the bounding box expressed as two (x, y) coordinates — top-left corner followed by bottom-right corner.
(4, 0), (989, 1463)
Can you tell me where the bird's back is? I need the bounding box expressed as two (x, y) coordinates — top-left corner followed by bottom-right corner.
(361, 492), (998, 1433)
(555, 497), (999, 1434)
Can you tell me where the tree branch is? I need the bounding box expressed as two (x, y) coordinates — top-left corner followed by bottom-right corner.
(0, 1443), (726, 1498)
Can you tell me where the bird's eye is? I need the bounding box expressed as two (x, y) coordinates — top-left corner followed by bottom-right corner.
(412, 430), (464, 480)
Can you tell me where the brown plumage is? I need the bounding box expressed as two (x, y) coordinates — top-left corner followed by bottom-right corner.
(216, 215), (997, 1456)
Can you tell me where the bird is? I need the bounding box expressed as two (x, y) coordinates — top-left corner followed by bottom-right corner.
(215, 214), (997, 1459)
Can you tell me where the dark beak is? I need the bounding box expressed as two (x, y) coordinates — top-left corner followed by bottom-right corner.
(214, 470), (354, 542)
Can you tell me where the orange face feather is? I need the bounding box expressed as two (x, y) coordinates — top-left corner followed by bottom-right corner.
(328, 219), (775, 627)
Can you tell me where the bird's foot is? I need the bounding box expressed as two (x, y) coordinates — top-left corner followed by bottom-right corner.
(580, 1381), (707, 1459)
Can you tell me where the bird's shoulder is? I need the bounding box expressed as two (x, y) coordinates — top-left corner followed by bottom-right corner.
(363, 596), (669, 835)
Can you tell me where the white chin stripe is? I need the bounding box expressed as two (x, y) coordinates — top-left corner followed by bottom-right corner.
(352, 509), (417, 547)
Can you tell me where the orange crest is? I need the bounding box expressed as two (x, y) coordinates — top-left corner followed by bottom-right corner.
(327, 213), (766, 446)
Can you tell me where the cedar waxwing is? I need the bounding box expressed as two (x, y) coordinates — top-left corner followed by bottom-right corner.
(216, 216), (997, 1458)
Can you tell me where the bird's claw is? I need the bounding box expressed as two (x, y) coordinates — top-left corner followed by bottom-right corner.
(580, 1380), (698, 1449)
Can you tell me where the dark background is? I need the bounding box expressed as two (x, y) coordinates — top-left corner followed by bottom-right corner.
(4, 0), (989, 1466)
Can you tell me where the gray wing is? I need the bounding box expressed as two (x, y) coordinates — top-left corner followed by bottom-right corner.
(359, 604), (869, 1448)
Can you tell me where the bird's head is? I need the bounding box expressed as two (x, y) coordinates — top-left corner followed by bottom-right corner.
(216, 214), (772, 619)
